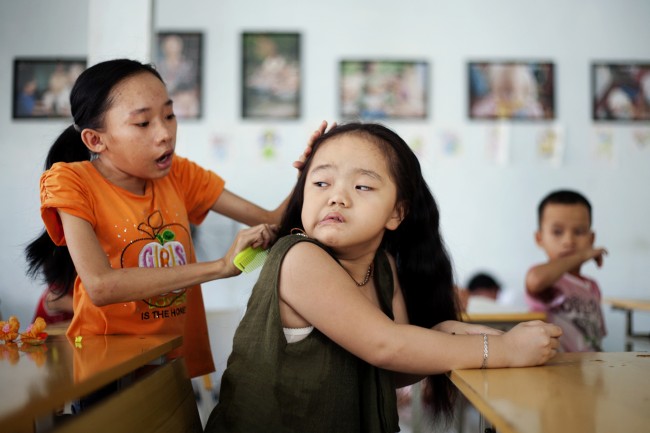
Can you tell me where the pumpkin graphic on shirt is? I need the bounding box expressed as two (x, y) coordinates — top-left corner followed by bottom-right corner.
(139, 229), (188, 268)
(121, 210), (193, 308)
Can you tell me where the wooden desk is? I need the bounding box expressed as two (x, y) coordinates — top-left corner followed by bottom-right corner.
(605, 298), (650, 351)
(449, 352), (650, 433)
(0, 334), (182, 432)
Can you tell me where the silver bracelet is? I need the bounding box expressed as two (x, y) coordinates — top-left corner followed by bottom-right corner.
(481, 333), (488, 369)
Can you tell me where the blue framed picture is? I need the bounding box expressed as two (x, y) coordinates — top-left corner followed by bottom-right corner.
(13, 58), (86, 119)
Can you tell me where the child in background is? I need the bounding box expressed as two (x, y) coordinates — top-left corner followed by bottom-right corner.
(205, 123), (561, 432)
(27, 228), (75, 326)
(454, 273), (501, 314)
(464, 272), (531, 314)
(35, 58), (323, 379)
(31, 288), (73, 324)
(467, 272), (501, 298)
(526, 189), (608, 352)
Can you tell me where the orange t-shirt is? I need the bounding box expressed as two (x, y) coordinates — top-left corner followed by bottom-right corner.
(40, 155), (224, 377)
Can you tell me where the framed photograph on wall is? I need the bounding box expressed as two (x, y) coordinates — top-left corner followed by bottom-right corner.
(339, 60), (428, 120)
(592, 62), (650, 121)
(468, 61), (555, 120)
(155, 32), (203, 119)
(241, 32), (301, 119)
(12, 58), (86, 119)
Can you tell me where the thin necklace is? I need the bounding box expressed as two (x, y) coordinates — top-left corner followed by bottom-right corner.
(289, 228), (373, 286)
(350, 263), (373, 286)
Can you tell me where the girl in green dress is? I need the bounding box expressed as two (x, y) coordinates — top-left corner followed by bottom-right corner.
(206, 122), (561, 433)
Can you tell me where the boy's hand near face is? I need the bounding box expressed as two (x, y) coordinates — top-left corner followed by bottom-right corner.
(588, 246), (608, 268)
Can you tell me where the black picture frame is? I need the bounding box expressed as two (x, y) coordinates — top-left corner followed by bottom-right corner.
(592, 62), (650, 122)
(339, 60), (429, 120)
(468, 60), (555, 120)
(12, 58), (86, 119)
(155, 32), (203, 119)
(241, 32), (301, 119)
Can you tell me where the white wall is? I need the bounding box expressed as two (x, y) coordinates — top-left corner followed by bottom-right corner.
(1, 0), (649, 352)
(0, 0), (90, 323)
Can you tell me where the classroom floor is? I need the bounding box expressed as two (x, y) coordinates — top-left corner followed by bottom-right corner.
(193, 375), (219, 428)
(398, 382), (481, 433)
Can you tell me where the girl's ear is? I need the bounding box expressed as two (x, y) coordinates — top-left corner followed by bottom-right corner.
(534, 230), (542, 246)
(80, 129), (105, 153)
(385, 203), (405, 231)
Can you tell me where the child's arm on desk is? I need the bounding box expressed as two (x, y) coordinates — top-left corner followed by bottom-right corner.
(526, 247), (607, 295)
(392, 321), (504, 387)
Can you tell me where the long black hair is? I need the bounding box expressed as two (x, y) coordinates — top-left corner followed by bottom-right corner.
(278, 122), (459, 421)
(25, 59), (165, 297)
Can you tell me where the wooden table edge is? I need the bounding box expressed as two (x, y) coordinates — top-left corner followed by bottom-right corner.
(604, 298), (650, 312)
(448, 369), (519, 433)
(0, 334), (183, 430)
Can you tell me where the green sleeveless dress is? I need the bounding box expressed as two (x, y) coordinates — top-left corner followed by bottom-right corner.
(204, 234), (400, 433)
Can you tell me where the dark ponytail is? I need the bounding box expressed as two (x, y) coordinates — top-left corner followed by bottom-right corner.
(25, 58), (165, 297)
(25, 231), (76, 298)
(25, 125), (88, 297)
(46, 125), (91, 166)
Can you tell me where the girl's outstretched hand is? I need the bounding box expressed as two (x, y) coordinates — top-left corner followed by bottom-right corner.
(502, 320), (563, 367)
(222, 223), (278, 277)
(293, 120), (336, 170)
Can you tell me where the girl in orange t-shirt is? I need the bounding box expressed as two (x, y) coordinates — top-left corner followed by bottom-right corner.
(28, 58), (326, 378)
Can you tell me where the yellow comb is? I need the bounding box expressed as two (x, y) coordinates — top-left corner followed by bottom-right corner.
(233, 246), (268, 273)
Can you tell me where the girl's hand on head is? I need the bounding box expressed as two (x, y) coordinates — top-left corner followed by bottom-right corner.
(292, 120), (337, 171)
(222, 224), (278, 277)
(502, 320), (562, 367)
